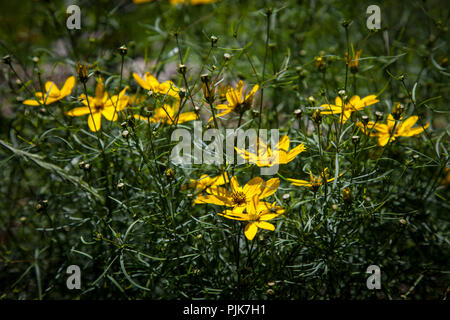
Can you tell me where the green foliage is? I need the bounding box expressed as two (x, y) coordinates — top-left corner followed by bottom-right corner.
(0, 0), (448, 299)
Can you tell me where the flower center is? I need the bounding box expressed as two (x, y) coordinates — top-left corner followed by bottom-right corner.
(94, 102), (104, 112)
(232, 191), (247, 206)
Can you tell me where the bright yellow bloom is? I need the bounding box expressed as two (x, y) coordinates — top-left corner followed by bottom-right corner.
(219, 195), (284, 241)
(66, 78), (129, 132)
(193, 176), (280, 214)
(209, 80), (259, 122)
(356, 114), (430, 146)
(23, 76), (75, 106)
(185, 173), (229, 192)
(134, 101), (197, 124)
(235, 134), (306, 167)
(287, 168), (336, 192)
(133, 72), (179, 99)
(320, 95), (379, 124)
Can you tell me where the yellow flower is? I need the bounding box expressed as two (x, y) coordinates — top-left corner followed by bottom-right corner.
(66, 78), (129, 132)
(133, 72), (179, 99)
(287, 168), (336, 192)
(356, 114), (430, 146)
(320, 95), (379, 124)
(185, 173), (229, 192)
(219, 194), (284, 241)
(235, 134), (306, 167)
(23, 76), (76, 106)
(134, 101), (197, 124)
(193, 176), (280, 214)
(345, 49), (362, 73)
(209, 80), (259, 122)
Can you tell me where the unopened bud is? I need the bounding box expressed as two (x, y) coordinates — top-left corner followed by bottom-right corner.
(122, 130), (129, 138)
(2, 55), (11, 65)
(178, 64), (187, 74)
(118, 45), (128, 56)
(76, 62), (89, 83)
(392, 102), (404, 120)
(223, 53), (231, 61)
(210, 35), (218, 47)
(375, 111), (384, 121)
(312, 110), (322, 124)
(117, 182), (125, 190)
(293, 109), (303, 120)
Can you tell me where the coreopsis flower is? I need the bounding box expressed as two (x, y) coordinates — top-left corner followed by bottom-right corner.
(345, 49), (362, 73)
(219, 195), (284, 241)
(193, 176), (280, 214)
(185, 173), (229, 192)
(209, 80), (259, 122)
(356, 114), (430, 146)
(235, 134), (306, 167)
(319, 94), (378, 124)
(23, 76), (75, 106)
(287, 168), (336, 192)
(133, 72), (179, 99)
(66, 78), (129, 132)
(134, 101), (197, 124)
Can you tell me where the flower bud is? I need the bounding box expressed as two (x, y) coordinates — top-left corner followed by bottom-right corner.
(117, 182), (125, 190)
(76, 62), (89, 83)
(122, 130), (129, 138)
(83, 163), (91, 172)
(223, 53), (231, 61)
(178, 87), (187, 100)
(282, 193), (291, 202)
(392, 102), (404, 120)
(2, 55), (11, 65)
(361, 115), (369, 125)
(118, 45), (128, 56)
(342, 187), (353, 205)
(165, 168), (175, 180)
(375, 111), (384, 121)
(352, 135), (360, 145)
(293, 109), (303, 120)
(210, 35), (218, 47)
(315, 56), (326, 73)
(312, 109), (322, 124)
(178, 64), (187, 74)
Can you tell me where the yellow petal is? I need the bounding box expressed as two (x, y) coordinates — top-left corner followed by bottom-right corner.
(256, 221), (275, 231)
(60, 76), (76, 97)
(244, 223), (258, 240)
(259, 178), (280, 199)
(243, 177), (264, 197)
(88, 112), (102, 132)
(133, 72), (150, 90)
(66, 107), (91, 117)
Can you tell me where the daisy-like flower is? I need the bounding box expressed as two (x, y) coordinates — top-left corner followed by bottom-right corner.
(23, 76), (75, 106)
(345, 49), (362, 73)
(235, 134), (306, 167)
(66, 78), (129, 132)
(209, 80), (259, 122)
(133, 72), (179, 99)
(356, 114), (430, 146)
(219, 194), (284, 241)
(287, 168), (336, 192)
(134, 101), (197, 125)
(185, 173), (229, 192)
(320, 95), (379, 124)
(193, 176), (280, 214)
